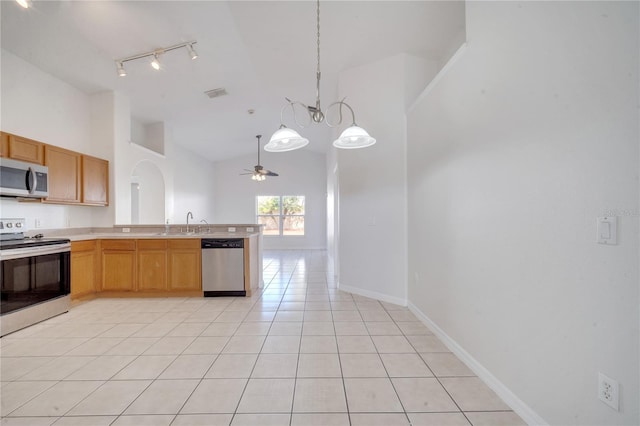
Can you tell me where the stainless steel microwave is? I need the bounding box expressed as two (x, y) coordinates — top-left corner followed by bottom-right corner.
(0, 158), (48, 198)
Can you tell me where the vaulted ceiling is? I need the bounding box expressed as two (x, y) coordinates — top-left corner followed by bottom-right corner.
(1, 1), (465, 162)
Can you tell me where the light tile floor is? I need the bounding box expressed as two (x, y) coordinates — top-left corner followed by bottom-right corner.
(0, 250), (526, 426)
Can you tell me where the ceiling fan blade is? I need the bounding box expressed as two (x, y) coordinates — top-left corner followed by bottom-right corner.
(240, 135), (278, 178)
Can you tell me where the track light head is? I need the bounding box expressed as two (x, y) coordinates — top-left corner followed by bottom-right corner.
(187, 44), (198, 60)
(15, 0), (29, 9)
(116, 62), (127, 77)
(150, 54), (161, 70)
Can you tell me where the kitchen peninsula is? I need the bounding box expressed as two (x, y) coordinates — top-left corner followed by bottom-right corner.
(37, 224), (263, 301)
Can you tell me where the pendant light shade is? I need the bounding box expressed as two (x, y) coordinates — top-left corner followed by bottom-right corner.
(264, 127), (309, 152)
(268, 0), (375, 153)
(333, 126), (376, 149)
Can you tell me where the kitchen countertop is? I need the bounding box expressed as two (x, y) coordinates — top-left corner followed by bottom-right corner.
(66, 232), (259, 241)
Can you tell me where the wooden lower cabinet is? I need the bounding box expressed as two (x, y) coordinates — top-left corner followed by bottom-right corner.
(69, 236), (258, 298)
(101, 240), (136, 291)
(137, 240), (167, 291)
(70, 240), (98, 299)
(168, 239), (201, 291)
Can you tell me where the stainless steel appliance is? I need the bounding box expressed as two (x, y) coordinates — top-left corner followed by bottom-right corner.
(0, 218), (70, 336)
(0, 158), (49, 199)
(201, 238), (245, 296)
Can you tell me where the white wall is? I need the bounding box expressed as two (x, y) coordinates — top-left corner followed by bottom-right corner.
(407, 2), (639, 425)
(214, 149), (326, 249)
(1, 50), (96, 229)
(336, 54), (436, 305)
(132, 160), (165, 224)
(172, 144), (216, 226)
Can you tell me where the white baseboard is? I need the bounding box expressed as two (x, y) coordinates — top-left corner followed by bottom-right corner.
(338, 283), (407, 307)
(408, 302), (548, 426)
(262, 246), (327, 250)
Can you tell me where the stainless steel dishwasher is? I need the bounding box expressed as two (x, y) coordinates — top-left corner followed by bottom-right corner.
(201, 239), (246, 296)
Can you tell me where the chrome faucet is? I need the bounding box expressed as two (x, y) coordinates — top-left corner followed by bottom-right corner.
(186, 211), (194, 233)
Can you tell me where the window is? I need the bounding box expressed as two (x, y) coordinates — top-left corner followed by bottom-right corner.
(257, 195), (305, 236)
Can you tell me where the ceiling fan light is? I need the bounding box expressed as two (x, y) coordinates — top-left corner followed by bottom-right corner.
(264, 127), (309, 152)
(333, 126), (376, 149)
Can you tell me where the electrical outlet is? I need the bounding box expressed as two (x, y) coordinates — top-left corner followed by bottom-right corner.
(598, 372), (619, 410)
(34, 218), (41, 228)
(246, 227), (254, 232)
(122, 228), (130, 233)
(228, 227), (236, 232)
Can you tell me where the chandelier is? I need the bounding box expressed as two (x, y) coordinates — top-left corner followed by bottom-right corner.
(264, 0), (376, 152)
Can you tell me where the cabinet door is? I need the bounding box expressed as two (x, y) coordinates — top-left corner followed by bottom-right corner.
(168, 240), (201, 291)
(0, 132), (8, 157)
(137, 240), (167, 291)
(101, 240), (136, 291)
(82, 155), (109, 206)
(71, 240), (97, 299)
(44, 145), (81, 203)
(8, 134), (44, 164)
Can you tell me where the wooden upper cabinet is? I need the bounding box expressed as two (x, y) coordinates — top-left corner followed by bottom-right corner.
(0, 132), (8, 158)
(44, 145), (81, 204)
(8, 134), (44, 164)
(82, 155), (109, 206)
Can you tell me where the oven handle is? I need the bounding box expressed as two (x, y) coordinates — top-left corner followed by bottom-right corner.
(0, 243), (70, 261)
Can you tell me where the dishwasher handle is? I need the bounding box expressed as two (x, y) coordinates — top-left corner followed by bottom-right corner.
(201, 239), (244, 249)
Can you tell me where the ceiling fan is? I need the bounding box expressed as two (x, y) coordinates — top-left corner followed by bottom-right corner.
(241, 135), (279, 181)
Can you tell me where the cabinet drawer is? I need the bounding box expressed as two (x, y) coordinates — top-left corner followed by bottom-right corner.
(101, 239), (135, 251)
(168, 239), (200, 250)
(71, 240), (97, 252)
(137, 239), (167, 250)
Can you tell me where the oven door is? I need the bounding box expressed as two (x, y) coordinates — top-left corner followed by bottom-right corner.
(1, 243), (70, 315)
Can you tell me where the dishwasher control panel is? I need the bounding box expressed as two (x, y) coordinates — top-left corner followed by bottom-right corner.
(201, 239), (244, 249)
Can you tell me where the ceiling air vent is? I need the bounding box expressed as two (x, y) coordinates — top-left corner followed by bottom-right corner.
(205, 88), (228, 99)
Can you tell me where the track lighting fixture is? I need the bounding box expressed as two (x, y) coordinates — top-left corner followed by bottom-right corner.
(114, 41), (198, 77)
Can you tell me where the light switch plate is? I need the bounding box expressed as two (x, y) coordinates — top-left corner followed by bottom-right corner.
(597, 217), (617, 245)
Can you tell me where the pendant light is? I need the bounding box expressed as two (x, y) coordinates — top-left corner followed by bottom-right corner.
(265, 0), (376, 152)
